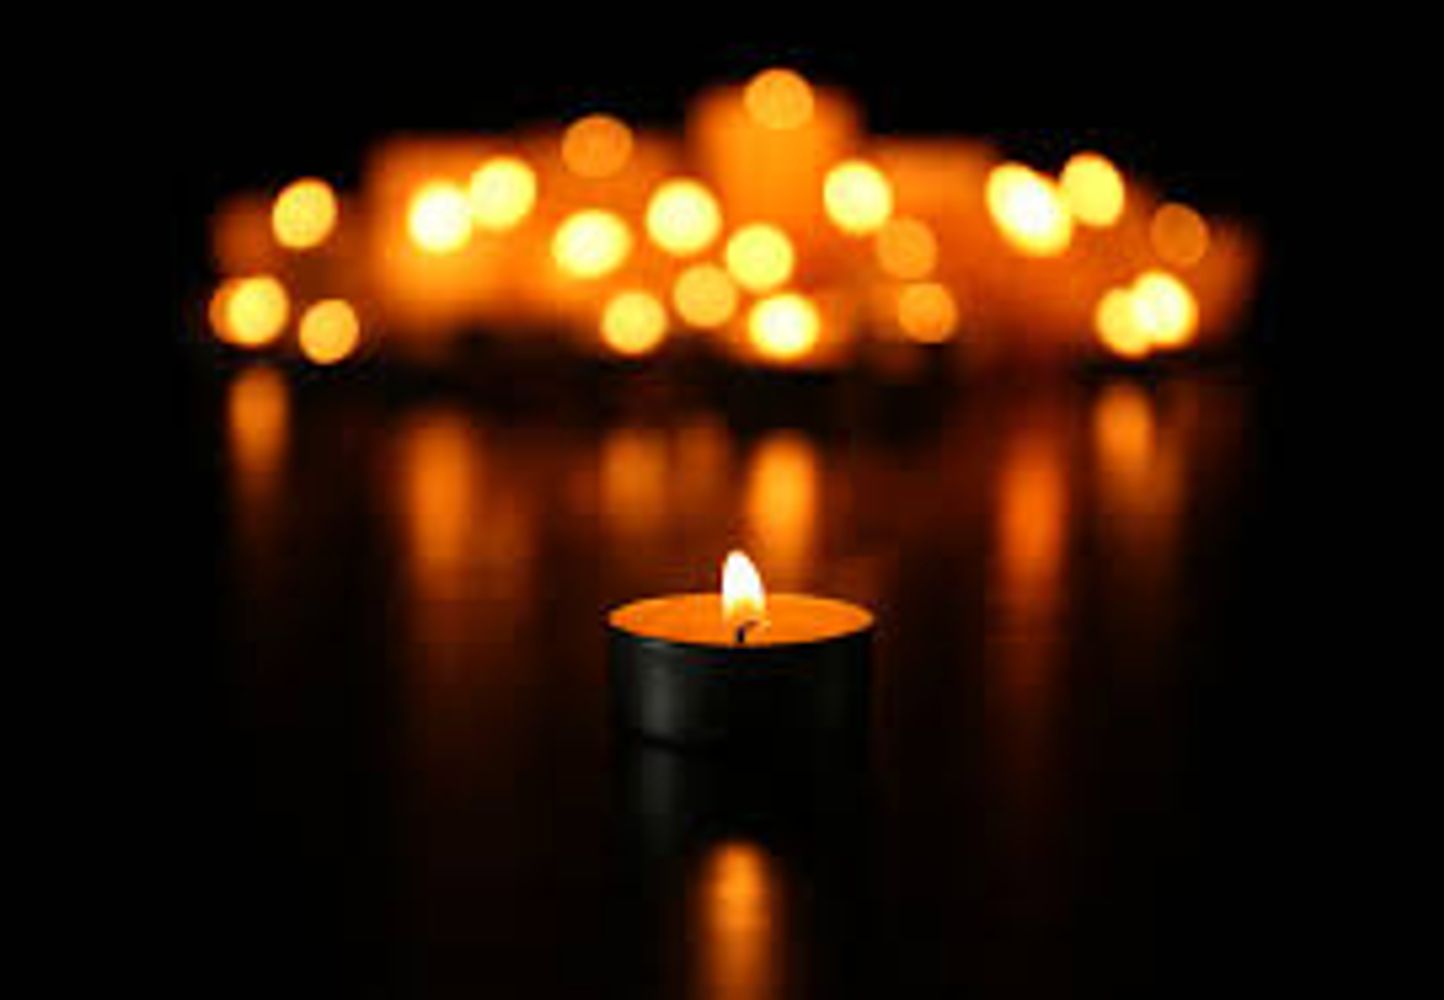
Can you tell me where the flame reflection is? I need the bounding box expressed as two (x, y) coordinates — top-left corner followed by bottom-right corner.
(694, 841), (783, 1000)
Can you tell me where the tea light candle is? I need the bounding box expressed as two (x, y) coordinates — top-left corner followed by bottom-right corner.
(608, 551), (874, 746)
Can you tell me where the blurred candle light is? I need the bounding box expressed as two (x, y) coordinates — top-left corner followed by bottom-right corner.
(744, 67), (815, 130)
(1058, 152), (1125, 228)
(227, 365), (289, 494)
(823, 159), (894, 235)
(986, 163), (1073, 256)
(467, 156), (538, 232)
(298, 298), (362, 364)
(748, 293), (821, 361)
(746, 431), (818, 587)
(407, 180), (473, 254)
(725, 223), (795, 293)
(1130, 269), (1198, 349)
(1094, 287), (1151, 359)
(211, 275), (290, 347)
(270, 177), (338, 249)
(552, 209), (633, 279)
(1150, 202), (1210, 268)
(673, 263), (740, 328)
(600, 290), (669, 356)
(696, 841), (781, 999)
(645, 178), (723, 256)
(561, 114), (634, 179)
(896, 282), (958, 343)
(874, 216), (938, 279)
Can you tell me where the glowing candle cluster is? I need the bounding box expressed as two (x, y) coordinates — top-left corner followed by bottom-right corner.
(204, 68), (1259, 370)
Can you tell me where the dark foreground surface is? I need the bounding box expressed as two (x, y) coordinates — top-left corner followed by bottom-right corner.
(173, 358), (1282, 997)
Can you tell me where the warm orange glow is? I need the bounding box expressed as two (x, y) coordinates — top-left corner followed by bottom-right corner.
(1059, 152), (1126, 227)
(745, 432), (817, 588)
(721, 550), (767, 632)
(561, 114), (633, 179)
(1150, 202), (1210, 268)
(897, 282), (958, 343)
(697, 841), (778, 999)
(600, 290), (668, 356)
(672, 263), (739, 328)
(467, 156), (537, 232)
(271, 177), (338, 250)
(407, 180), (472, 254)
(874, 217), (938, 279)
(748, 293), (820, 361)
(211, 275), (290, 347)
(985, 163), (1073, 256)
(743, 68), (815, 130)
(552, 209), (632, 279)
(724, 223), (795, 293)
(645, 178), (723, 256)
(297, 299), (361, 364)
(1130, 269), (1198, 348)
(1094, 382), (1155, 488)
(227, 365), (289, 489)
(823, 159), (894, 235)
(1094, 287), (1151, 359)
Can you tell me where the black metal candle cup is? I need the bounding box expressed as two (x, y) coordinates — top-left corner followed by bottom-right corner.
(607, 592), (874, 748)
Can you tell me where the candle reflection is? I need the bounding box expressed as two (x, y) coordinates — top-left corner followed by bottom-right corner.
(601, 425), (671, 544)
(694, 841), (783, 1000)
(745, 431), (818, 589)
(226, 365), (289, 536)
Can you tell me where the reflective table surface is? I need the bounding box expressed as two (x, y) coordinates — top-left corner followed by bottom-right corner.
(178, 361), (1280, 996)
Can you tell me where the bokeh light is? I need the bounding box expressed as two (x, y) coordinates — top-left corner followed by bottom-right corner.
(1059, 152), (1126, 228)
(1150, 202), (1210, 268)
(672, 264), (739, 328)
(552, 209), (633, 279)
(211, 275), (290, 347)
(748, 293), (820, 361)
(601, 290), (668, 356)
(874, 217), (938, 279)
(1094, 287), (1151, 359)
(823, 160), (894, 235)
(298, 299), (362, 364)
(724, 223), (795, 293)
(468, 156), (538, 232)
(407, 181), (472, 254)
(645, 179), (723, 256)
(743, 68), (815, 130)
(1130, 269), (1198, 348)
(561, 114), (634, 179)
(985, 163), (1073, 257)
(271, 178), (338, 250)
(896, 282), (958, 343)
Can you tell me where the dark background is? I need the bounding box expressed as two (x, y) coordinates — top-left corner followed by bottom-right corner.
(162, 30), (1293, 998)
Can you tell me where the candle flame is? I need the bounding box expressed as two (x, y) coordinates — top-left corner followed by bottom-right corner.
(721, 549), (767, 636)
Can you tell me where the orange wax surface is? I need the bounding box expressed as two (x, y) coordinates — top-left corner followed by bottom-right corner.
(609, 593), (872, 648)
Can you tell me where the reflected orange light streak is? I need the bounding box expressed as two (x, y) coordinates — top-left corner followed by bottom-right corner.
(226, 366), (289, 500)
(745, 431), (817, 587)
(696, 841), (780, 1000)
(996, 433), (1067, 607)
(399, 409), (476, 588)
(600, 426), (669, 541)
(1093, 382), (1155, 500)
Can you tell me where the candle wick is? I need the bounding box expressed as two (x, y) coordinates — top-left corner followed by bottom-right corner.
(735, 619), (758, 645)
